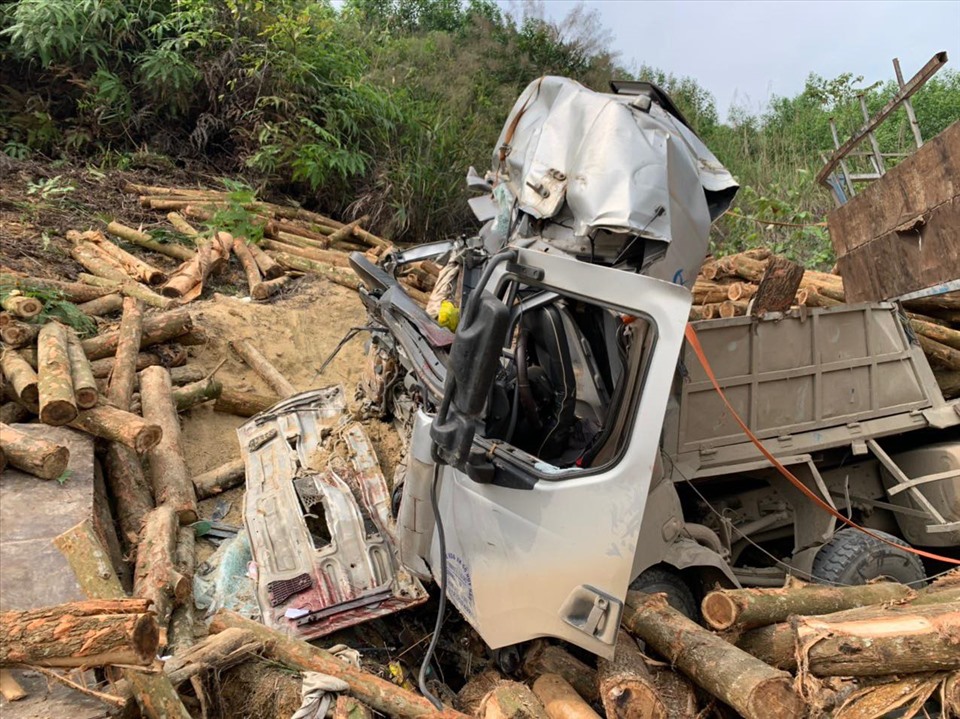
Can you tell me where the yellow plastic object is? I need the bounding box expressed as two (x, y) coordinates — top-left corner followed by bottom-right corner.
(438, 300), (460, 331)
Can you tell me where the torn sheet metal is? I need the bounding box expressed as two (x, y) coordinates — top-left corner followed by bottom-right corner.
(239, 386), (427, 640)
(490, 76), (738, 287)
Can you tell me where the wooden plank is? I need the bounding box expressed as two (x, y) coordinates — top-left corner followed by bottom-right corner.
(838, 195), (960, 302)
(828, 120), (960, 256)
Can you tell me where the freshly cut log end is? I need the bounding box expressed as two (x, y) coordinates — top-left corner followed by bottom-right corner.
(598, 631), (666, 719)
(701, 593), (738, 630)
(70, 405), (163, 454)
(0, 423), (70, 480)
(0, 320), (40, 348)
(37, 322), (78, 426)
(1, 293), (43, 319)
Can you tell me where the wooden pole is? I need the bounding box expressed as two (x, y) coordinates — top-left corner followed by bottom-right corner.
(209, 610), (469, 719)
(37, 322), (78, 425)
(232, 237), (263, 297)
(82, 308), (193, 361)
(166, 213), (199, 238)
(77, 293), (124, 317)
(140, 366), (198, 523)
(171, 377), (222, 411)
(260, 238), (351, 267)
(701, 581), (916, 631)
(0, 599), (158, 668)
(65, 329), (98, 409)
(622, 592), (801, 719)
(70, 242), (131, 283)
(229, 338), (297, 397)
(248, 241), (284, 279)
(269, 251), (360, 290)
(910, 317), (960, 351)
(69, 404), (162, 453)
(168, 525), (196, 653)
(107, 298), (144, 410)
(0, 423), (69, 480)
(597, 631), (667, 719)
(0, 274), (111, 302)
(531, 674), (602, 719)
(134, 506), (189, 634)
(1, 350), (39, 408)
(251, 274), (291, 300)
(106, 221), (194, 261)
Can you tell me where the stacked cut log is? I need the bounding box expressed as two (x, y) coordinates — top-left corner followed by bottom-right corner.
(691, 251), (960, 397)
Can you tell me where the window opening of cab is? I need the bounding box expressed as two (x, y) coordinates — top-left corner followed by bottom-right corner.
(294, 477), (333, 549)
(485, 276), (657, 478)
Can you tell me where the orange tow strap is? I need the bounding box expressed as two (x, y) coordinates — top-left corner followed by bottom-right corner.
(684, 323), (960, 566)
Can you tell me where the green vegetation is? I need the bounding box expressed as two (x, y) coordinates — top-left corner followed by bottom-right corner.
(2, 0), (958, 265)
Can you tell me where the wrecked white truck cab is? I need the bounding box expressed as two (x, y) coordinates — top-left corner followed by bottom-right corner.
(348, 76), (739, 658)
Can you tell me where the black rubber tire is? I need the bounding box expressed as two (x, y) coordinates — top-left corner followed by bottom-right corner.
(811, 528), (926, 586)
(629, 566), (698, 620)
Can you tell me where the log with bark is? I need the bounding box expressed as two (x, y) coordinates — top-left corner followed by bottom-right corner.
(229, 338), (297, 396)
(326, 216), (370, 246)
(0, 423), (70, 479)
(0, 599), (158, 668)
(248, 241), (284, 279)
(910, 317), (960, 351)
(934, 369), (960, 398)
(70, 230), (166, 285)
(168, 525), (196, 653)
(0, 401), (31, 425)
(622, 592), (801, 719)
(727, 282), (758, 301)
(459, 669), (505, 714)
(597, 631), (667, 719)
(918, 334), (960, 371)
(65, 329), (98, 409)
(701, 580), (916, 631)
(251, 274), (291, 300)
(107, 298), (144, 410)
(736, 600), (960, 677)
(209, 610), (469, 719)
(0, 350), (39, 408)
(70, 242), (132, 283)
(0, 292), (42, 319)
(105, 442), (154, 548)
(161, 231), (232, 301)
(166, 213), (199, 238)
(269, 251), (361, 290)
(171, 376), (222, 411)
(82, 308), (193, 361)
(106, 221), (195, 261)
(751, 255), (804, 316)
(37, 322), (78, 425)
(192, 458), (245, 499)
(531, 674), (602, 719)
(140, 366), (198, 523)
(719, 300), (748, 318)
(77, 273), (175, 310)
(797, 286), (842, 308)
(0, 319), (40, 348)
(77, 293), (124, 317)
(480, 681), (550, 719)
(232, 236), (262, 296)
(335, 696), (375, 719)
(89, 346), (187, 378)
(134, 505), (189, 633)
(53, 520), (192, 719)
(69, 404), (162, 453)
(0, 274), (112, 303)
(647, 669), (696, 719)
(522, 642), (598, 703)
(260, 238), (352, 267)
(214, 387), (281, 416)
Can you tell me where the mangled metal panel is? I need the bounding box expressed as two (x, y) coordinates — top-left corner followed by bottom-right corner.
(490, 76), (738, 287)
(239, 386), (427, 640)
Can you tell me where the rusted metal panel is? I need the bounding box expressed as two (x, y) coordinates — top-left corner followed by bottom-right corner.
(239, 386), (427, 641)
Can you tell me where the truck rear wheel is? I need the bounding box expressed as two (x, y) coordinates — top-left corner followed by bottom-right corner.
(811, 528), (926, 586)
(629, 566), (698, 619)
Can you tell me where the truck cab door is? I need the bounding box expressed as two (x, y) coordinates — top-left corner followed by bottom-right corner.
(413, 248), (692, 658)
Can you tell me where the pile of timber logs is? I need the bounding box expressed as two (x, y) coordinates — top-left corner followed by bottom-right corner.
(693, 249), (960, 397)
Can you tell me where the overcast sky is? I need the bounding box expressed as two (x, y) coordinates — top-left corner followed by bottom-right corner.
(529, 0), (960, 121)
